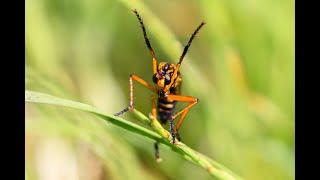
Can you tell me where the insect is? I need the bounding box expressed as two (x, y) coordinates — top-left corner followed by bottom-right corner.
(115, 9), (205, 160)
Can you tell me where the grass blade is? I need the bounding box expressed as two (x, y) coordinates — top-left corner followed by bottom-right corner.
(26, 90), (242, 180)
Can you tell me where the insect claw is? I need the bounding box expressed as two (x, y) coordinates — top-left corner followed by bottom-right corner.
(176, 131), (181, 142)
(114, 107), (130, 116)
(128, 105), (134, 111)
(156, 157), (163, 163)
(148, 113), (156, 120)
(169, 119), (176, 144)
(154, 142), (162, 163)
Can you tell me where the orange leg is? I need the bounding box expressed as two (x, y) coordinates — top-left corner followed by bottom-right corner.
(152, 58), (158, 74)
(166, 95), (199, 142)
(151, 95), (157, 118)
(114, 74), (156, 116)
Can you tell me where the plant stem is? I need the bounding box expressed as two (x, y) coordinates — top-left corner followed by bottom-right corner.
(25, 90), (242, 180)
(131, 109), (242, 180)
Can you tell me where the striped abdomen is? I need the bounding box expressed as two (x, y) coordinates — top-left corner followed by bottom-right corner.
(157, 96), (176, 124)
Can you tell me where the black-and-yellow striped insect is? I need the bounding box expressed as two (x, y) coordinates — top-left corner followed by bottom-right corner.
(115, 9), (205, 160)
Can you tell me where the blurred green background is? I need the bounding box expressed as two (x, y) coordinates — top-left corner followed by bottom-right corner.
(26, 0), (294, 179)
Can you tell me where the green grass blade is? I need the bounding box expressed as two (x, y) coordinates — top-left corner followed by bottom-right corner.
(25, 90), (165, 143)
(25, 90), (242, 180)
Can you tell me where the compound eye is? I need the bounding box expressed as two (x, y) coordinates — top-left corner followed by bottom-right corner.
(164, 74), (171, 85)
(163, 63), (169, 71)
(152, 73), (158, 84)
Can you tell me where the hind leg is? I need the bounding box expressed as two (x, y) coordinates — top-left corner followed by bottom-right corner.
(166, 95), (199, 143)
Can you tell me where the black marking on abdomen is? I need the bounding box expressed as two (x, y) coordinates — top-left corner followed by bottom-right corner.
(157, 97), (176, 124)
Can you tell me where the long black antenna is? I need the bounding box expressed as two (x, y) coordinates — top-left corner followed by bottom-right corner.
(132, 9), (156, 59)
(178, 22), (206, 64)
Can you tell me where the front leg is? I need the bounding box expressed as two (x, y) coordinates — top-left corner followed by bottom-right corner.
(114, 74), (156, 116)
